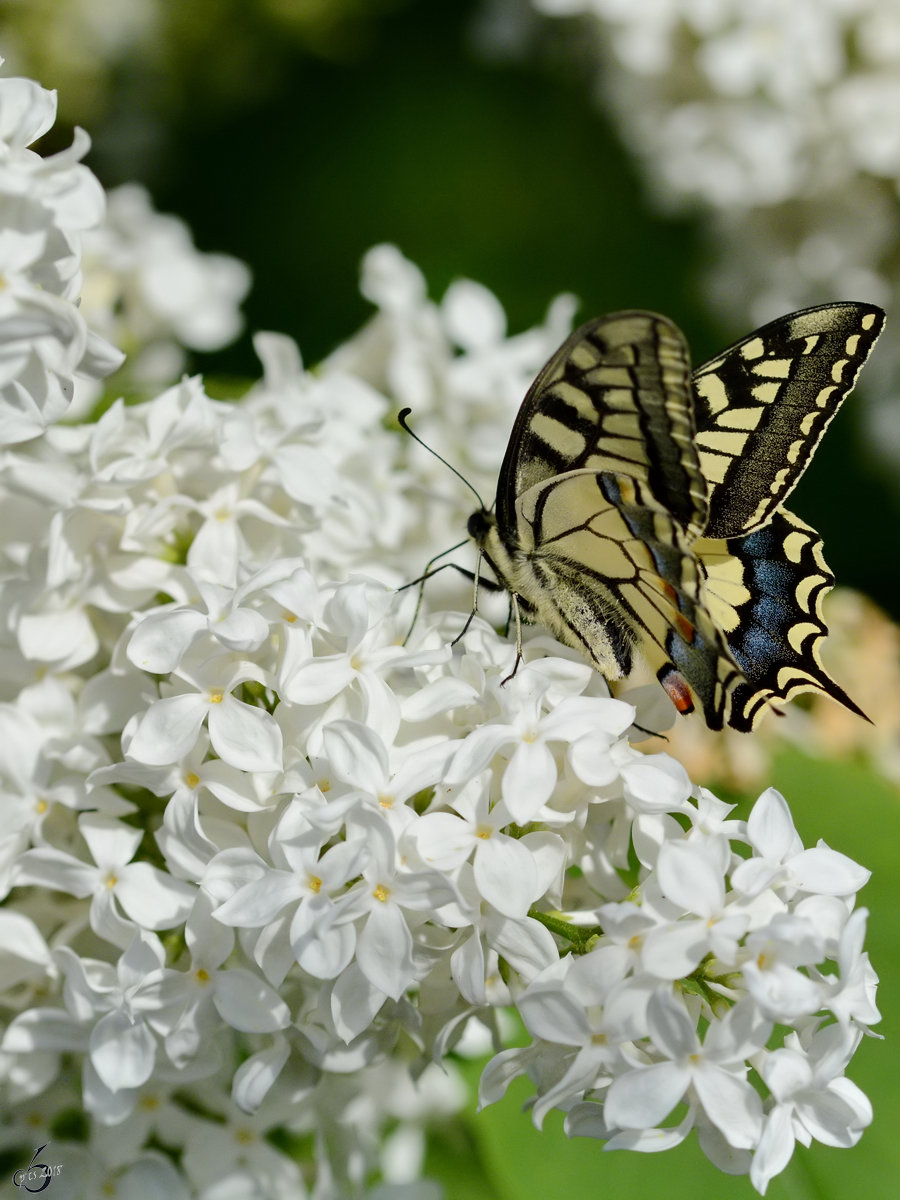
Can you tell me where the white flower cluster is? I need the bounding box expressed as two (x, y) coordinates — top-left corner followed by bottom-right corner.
(0, 69), (249, 431)
(531, 0), (900, 210)
(0, 73), (123, 443)
(519, 0), (900, 461)
(77, 183), (252, 410)
(0, 71), (881, 1200)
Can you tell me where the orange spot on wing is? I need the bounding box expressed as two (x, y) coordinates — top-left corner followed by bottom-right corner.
(673, 613), (696, 644)
(659, 668), (695, 715)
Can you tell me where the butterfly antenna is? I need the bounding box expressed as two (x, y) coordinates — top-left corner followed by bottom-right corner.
(398, 408), (487, 510)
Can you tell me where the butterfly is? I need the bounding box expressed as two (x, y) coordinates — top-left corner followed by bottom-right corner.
(465, 303), (885, 730)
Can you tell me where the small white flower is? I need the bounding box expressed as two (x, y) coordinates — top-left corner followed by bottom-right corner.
(3, 931), (180, 1122)
(80, 183), (250, 395)
(641, 837), (750, 979)
(446, 670), (633, 823)
(739, 913), (826, 1020)
(156, 894), (291, 1072)
(127, 579), (270, 675)
(415, 774), (545, 918)
(14, 812), (195, 949)
(208, 813), (368, 983)
(812, 906), (881, 1030)
(339, 816), (457, 1000)
(751, 1023), (873, 1194)
(126, 647), (283, 773)
(0, 77), (122, 441)
(605, 991), (768, 1150)
(732, 787), (871, 899)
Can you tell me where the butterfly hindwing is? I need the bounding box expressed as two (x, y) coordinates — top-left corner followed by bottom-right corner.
(696, 510), (869, 731)
(511, 469), (736, 725)
(693, 302), (885, 538)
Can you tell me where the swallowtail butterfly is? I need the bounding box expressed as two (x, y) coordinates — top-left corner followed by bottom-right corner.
(466, 303), (884, 731)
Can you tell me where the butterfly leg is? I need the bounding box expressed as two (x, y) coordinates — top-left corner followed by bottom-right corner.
(449, 552), (507, 646)
(499, 592), (525, 685)
(450, 550), (485, 647)
(400, 550), (504, 646)
(398, 539), (470, 644)
(502, 595), (513, 639)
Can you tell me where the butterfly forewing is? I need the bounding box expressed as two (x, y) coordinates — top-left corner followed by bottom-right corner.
(497, 313), (708, 539)
(693, 302), (884, 539)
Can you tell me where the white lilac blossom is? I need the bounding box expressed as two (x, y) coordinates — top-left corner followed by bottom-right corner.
(76, 183), (252, 412)
(0, 72), (123, 442)
(0, 80), (881, 1200)
(528, 0), (900, 208)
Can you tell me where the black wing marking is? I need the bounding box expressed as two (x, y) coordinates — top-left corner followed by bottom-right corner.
(517, 469), (740, 728)
(696, 510), (869, 731)
(496, 312), (708, 541)
(692, 302), (884, 538)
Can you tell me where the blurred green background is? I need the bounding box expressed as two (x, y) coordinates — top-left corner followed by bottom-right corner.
(11, 1), (898, 1193)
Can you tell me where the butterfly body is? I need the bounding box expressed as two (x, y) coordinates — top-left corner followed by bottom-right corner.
(468, 494), (637, 680)
(469, 304), (884, 731)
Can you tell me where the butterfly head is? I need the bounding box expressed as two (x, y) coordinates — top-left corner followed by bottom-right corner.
(466, 508), (495, 550)
(466, 506), (522, 602)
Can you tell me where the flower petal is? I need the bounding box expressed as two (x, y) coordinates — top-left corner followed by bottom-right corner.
(605, 1061), (689, 1130)
(208, 695), (283, 773)
(127, 693), (209, 765)
(474, 834), (537, 918)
